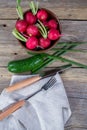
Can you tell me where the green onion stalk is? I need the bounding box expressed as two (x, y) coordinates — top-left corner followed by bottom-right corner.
(32, 42), (87, 73)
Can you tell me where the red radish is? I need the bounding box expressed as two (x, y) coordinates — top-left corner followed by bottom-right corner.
(43, 21), (49, 27)
(37, 9), (48, 21)
(37, 31), (41, 37)
(15, 20), (27, 33)
(25, 12), (37, 24)
(48, 29), (60, 40)
(26, 36), (38, 50)
(27, 25), (39, 36)
(39, 37), (51, 48)
(48, 19), (58, 29)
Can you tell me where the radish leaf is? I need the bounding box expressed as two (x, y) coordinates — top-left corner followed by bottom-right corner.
(16, 0), (23, 19)
(12, 29), (27, 42)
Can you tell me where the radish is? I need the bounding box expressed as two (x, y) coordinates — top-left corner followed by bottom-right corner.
(43, 21), (49, 27)
(37, 9), (48, 21)
(15, 20), (27, 33)
(39, 37), (51, 49)
(25, 12), (37, 24)
(48, 19), (58, 29)
(37, 31), (41, 37)
(26, 36), (38, 50)
(48, 29), (60, 40)
(27, 25), (39, 36)
(22, 33), (29, 38)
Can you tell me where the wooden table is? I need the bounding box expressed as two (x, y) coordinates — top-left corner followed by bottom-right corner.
(0, 0), (87, 129)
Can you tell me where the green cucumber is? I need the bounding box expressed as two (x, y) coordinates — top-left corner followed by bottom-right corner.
(8, 54), (44, 73)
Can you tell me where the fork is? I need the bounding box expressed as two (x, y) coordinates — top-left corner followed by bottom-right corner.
(0, 76), (57, 120)
(25, 76), (57, 100)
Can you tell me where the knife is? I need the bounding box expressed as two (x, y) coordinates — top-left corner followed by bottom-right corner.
(6, 64), (72, 93)
(6, 75), (41, 92)
(0, 76), (57, 121)
(0, 64), (72, 120)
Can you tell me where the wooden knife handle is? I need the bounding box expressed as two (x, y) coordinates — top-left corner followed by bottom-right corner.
(6, 75), (41, 92)
(0, 100), (25, 121)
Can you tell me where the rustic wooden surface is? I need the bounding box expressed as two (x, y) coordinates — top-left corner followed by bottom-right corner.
(0, 0), (87, 129)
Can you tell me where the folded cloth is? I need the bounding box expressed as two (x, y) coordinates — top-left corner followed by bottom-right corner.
(0, 73), (71, 130)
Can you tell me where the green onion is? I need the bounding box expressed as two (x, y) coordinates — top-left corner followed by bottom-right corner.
(52, 48), (87, 53)
(32, 42), (84, 73)
(56, 42), (87, 46)
(46, 54), (87, 69)
(55, 63), (72, 71)
(40, 63), (72, 76)
(32, 43), (76, 73)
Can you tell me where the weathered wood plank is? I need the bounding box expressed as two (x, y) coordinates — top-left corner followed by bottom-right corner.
(65, 127), (87, 130)
(65, 98), (87, 128)
(0, 20), (87, 65)
(0, 0), (87, 7)
(0, 51), (87, 69)
(0, 43), (87, 67)
(0, 20), (87, 42)
(60, 20), (87, 42)
(64, 80), (87, 99)
(0, 0), (87, 20)
(0, 20), (87, 67)
(0, 68), (87, 96)
(0, 7), (87, 20)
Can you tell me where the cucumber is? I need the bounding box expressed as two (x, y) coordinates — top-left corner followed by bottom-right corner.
(8, 54), (44, 73)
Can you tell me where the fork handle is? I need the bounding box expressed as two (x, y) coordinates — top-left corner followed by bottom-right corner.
(0, 100), (25, 121)
(6, 75), (41, 92)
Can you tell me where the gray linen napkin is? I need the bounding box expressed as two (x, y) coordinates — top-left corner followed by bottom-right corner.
(0, 73), (71, 130)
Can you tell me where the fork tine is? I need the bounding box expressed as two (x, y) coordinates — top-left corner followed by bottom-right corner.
(42, 77), (57, 90)
(46, 78), (55, 87)
(45, 77), (56, 89)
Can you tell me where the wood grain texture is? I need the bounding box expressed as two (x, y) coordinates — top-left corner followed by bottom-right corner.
(0, 68), (87, 97)
(65, 128), (87, 130)
(66, 98), (87, 128)
(0, 20), (87, 67)
(0, 0), (87, 129)
(0, 20), (87, 42)
(0, 0), (87, 20)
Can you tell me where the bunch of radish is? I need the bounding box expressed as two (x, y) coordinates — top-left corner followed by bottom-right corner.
(13, 0), (61, 51)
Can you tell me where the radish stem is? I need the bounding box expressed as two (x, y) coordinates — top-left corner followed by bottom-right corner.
(16, 0), (23, 19)
(29, 1), (38, 15)
(37, 20), (47, 38)
(12, 29), (27, 42)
